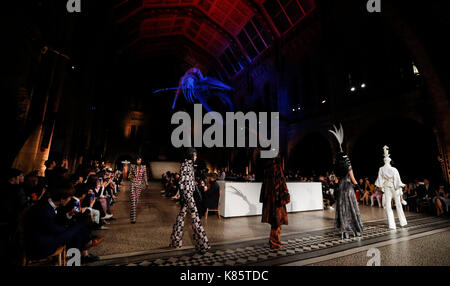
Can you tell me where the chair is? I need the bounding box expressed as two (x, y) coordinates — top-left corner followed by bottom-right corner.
(322, 197), (331, 209)
(25, 245), (67, 266)
(205, 189), (222, 220)
(418, 199), (431, 214)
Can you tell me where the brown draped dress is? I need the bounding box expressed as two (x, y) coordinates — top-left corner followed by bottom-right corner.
(259, 160), (290, 249)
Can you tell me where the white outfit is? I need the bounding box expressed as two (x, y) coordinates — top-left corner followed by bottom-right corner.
(375, 164), (407, 229)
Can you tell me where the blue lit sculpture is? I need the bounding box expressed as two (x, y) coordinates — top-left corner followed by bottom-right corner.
(153, 67), (234, 112)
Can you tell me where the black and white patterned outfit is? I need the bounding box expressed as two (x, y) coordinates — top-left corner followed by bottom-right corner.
(129, 164), (148, 223)
(334, 153), (364, 236)
(169, 159), (210, 252)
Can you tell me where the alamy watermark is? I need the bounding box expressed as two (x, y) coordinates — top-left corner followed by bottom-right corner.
(171, 104), (279, 158)
(366, 0), (381, 13)
(66, 0), (81, 13)
(67, 248), (81, 266)
(366, 248), (381, 266)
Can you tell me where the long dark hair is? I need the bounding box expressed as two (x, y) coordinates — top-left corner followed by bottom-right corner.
(135, 154), (144, 164)
(185, 147), (197, 160)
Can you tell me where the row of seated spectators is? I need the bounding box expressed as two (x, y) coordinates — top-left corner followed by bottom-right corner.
(399, 179), (449, 216)
(160, 166), (448, 219)
(160, 170), (221, 218)
(215, 170), (256, 182)
(351, 176), (449, 216)
(1, 159), (123, 265)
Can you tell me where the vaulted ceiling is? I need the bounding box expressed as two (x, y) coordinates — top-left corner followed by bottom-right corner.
(113, 0), (263, 67)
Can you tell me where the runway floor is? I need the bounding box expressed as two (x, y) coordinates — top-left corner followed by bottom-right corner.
(87, 181), (450, 266)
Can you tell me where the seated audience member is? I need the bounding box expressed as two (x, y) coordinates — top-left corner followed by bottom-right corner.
(110, 170), (120, 197)
(24, 179), (103, 264)
(424, 179), (436, 203)
(354, 178), (363, 203)
(161, 171), (171, 194)
(101, 173), (115, 215)
(45, 158), (69, 187)
(371, 186), (383, 208)
(194, 180), (206, 218)
(0, 169), (29, 265)
(415, 178), (431, 212)
(24, 171), (46, 202)
(204, 175), (221, 214)
(433, 185), (449, 216)
(319, 176), (335, 210)
(360, 178), (371, 206)
(44, 159), (57, 185)
(167, 173), (180, 198)
(405, 183), (417, 212)
(86, 176), (109, 221)
(93, 178), (108, 218)
(57, 195), (92, 230)
(4, 169), (29, 217)
(74, 180), (105, 230)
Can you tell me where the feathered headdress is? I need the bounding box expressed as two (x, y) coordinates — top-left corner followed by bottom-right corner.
(383, 145), (391, 163)
(329, 123), (344, 152)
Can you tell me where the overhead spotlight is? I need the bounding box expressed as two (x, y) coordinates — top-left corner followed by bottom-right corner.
(297, 107), (301, 110)
(321, 99), (327, 104)
(413, 63), (420, 76)
(350, 87), (356, 92)
(292, 108), (295, 112)
(361, 83), (366, 88)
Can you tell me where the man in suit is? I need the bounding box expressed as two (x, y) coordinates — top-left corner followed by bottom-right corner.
(424, 179), (435, 198)
(25, 179), (103, 264)
(415, 178), (434, 212)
